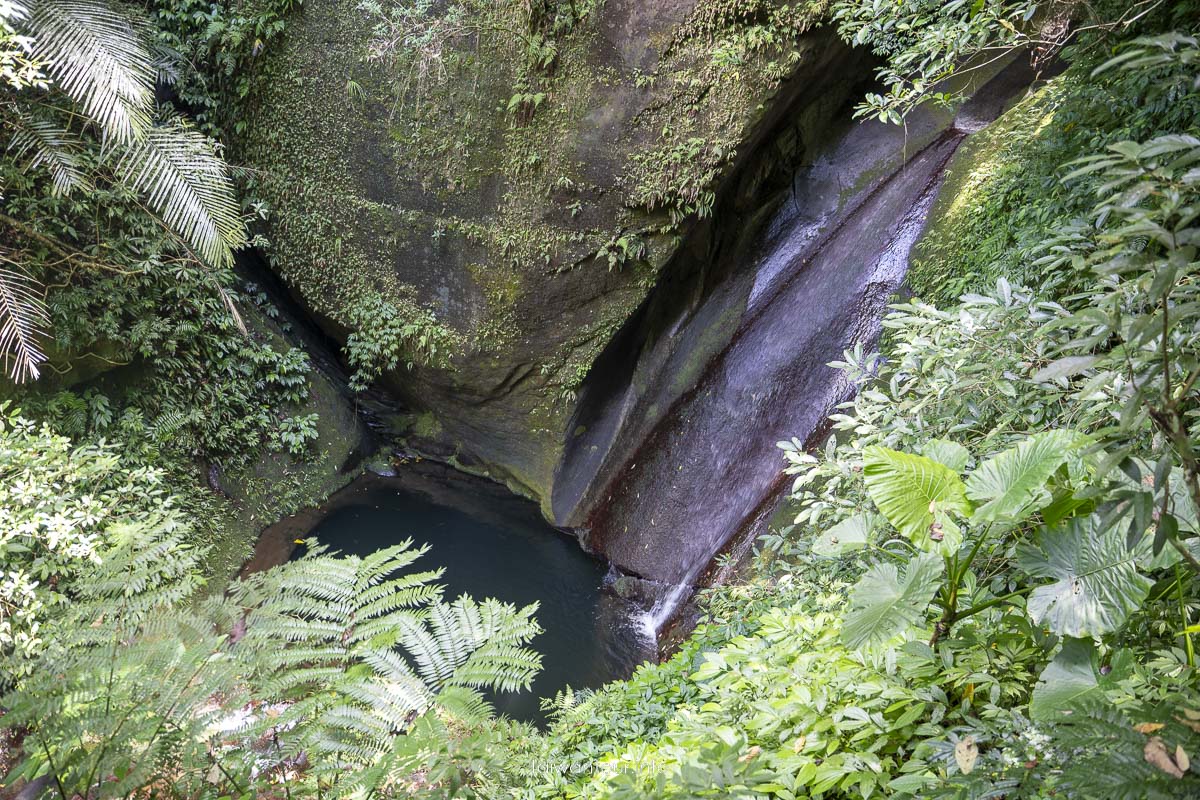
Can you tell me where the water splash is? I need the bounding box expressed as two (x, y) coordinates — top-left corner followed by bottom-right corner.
(644, 577), (695, 635)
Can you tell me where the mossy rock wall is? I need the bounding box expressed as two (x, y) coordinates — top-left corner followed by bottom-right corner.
(235, 0), (851, 508)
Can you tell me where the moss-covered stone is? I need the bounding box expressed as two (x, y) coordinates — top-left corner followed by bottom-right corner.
(235, 0), (834, 504)
(909, 80), (1069, 305)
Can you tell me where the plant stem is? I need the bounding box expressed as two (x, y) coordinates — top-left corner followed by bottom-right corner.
(956, 586), (1036, 621)
(1178, 565), (1195, 668)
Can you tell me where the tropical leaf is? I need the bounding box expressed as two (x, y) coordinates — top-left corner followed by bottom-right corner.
(1031, 638), (1101, 721)
(966, 430), (1090, 524)
(1018, 515), (1152, 638)
(863, 446), (973, 554)
(23, 0), (156, 143)
(113, 117), (247, 268)
(812, 513), (877, 557)
(0, 261), (49, 383)
(921, 438), (970, 471)
(841, 551), (944, 650)
(1030, 638), (1134, 723)
(8, 110), (90, 195)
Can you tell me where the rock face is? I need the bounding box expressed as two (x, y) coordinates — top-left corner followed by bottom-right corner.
(553, 57), (1035, 588)
(239, 0), (1033, 595)
(236, 0), (869, 508)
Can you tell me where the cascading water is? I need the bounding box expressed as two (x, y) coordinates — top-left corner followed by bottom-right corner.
(557, 57), (1038, 639)
(634, 132), (966, 633)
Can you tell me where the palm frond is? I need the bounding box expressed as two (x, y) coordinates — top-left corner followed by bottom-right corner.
(8, 109), (90, 195)
(0, 258), (49, 383)
(113, 116), (248, 268)
(24, 0), (155, 143)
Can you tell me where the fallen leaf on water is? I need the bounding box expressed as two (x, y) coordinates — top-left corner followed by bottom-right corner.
(955, 736), (979, 775)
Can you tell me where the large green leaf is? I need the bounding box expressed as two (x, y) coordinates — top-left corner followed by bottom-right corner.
(841, 551), (944, 650)
(1030, 638), (1100, 721)
(811, 513), (877, 558)
(921, 439), (970, 472)
(966, 430), (1090, 524)
(1030, 638), (1131, 721)
(1018, 516), (1152, 638)
(863, 446), (972, 554)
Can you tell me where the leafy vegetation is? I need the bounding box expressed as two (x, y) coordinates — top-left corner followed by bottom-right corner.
(0, 431), (542, 797)
(0, 0), (250, 381)
(5, 1), (1200, 798)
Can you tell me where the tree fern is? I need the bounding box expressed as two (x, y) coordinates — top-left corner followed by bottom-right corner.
(1052, 703), (1200, 799)
(4, 533), (544, 798)
(1, 514), (233, 798)
(231, 540), (543, 788)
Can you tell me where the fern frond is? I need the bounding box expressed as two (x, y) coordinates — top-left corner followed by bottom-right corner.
(394, 610), (454, 689)
(9, 109), (90, 195)
(436, 686), (494, 726)
(356, 539), (430, 587)
(24, 0), (155, 143)
(112, 116), (247, 268)
(0, 260), (49, 382)
(355, 579), (445, 619)
(452, 644), (542, 693)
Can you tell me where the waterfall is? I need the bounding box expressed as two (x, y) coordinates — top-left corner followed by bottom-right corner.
(629, 131), (968, 637)
(555, 60), (1037, 645)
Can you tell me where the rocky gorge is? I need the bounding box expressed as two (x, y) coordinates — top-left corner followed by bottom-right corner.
(229, 0), (1042, 634)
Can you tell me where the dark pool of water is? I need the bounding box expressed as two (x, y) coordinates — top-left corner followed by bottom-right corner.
(279, 465), (651, 723)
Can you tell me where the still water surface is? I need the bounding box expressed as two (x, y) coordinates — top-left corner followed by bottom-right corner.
(292, 465), (651, 723)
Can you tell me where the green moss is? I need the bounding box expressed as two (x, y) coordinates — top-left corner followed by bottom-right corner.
(909, 82), (1066, 305)
(913, 39), (1200, 306)
(411, 411), (443, 439)
(230, 0), (840, 498)
(238, 0), (831, 377)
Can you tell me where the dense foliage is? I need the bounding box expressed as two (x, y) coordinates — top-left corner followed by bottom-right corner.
(4, 1), (1200, 799)
(512, 4), (1200, 799)
(0, 423), (542, 797)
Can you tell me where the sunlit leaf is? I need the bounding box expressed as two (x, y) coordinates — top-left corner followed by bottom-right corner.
(1019, 516), (1152, 637)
